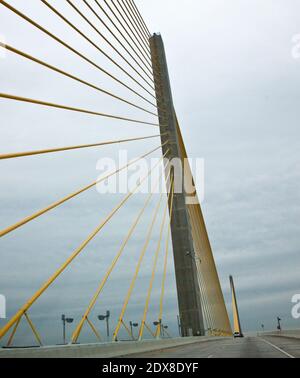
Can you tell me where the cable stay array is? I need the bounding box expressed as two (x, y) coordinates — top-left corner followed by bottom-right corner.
(91, 0), (151, 76)
(0, 152), (168, 345)
(41, 0), (155, 94)
(0, 42), (155, 116)
(0, 0), (232, 346)
(103, 0), (152, 69)
(70, 0), (154, 82)
(112, 169), (174, 341)
(0, 1), (157, 108)
(138, 178), (175, 340)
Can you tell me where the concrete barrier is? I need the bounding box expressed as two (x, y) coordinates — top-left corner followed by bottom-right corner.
(0, 336), (227, 358)
(262, 329), (300, 340)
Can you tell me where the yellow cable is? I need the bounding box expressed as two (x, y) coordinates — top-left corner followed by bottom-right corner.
(0, 93), (159, 127)
(24, 312), (43, 346)
(121, 320), (133, 338)
(0, 134), (161, 160)
(86, 318), (102, 341)
(6, 316), (21, 347)
(144, 322), (155, 338)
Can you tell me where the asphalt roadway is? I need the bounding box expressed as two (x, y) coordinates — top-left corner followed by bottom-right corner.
(126, 336), (300, 358)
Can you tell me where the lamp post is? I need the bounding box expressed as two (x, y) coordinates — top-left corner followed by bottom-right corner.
(162, 325), (169, 337)
(153, 320), (161, 338)
(129, 321), (139, 340)
(162, 324), (170, 337)
(98, 310), (110, 341)
(153, 320), (169, 338)
(277, 317), (282, 331)
(61, 314), (74, 345)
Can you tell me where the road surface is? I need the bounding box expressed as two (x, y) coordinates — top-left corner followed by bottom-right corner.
(126, 336), (300, 358)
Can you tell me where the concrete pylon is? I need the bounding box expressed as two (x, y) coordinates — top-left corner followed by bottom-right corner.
(150, 33), (205, 337)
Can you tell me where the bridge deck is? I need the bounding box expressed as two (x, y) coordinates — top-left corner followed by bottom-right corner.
(1, 335), (299, 358)
(126, 336), (300, 358)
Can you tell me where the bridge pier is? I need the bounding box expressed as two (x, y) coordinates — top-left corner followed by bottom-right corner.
(149, 33), (205, 337)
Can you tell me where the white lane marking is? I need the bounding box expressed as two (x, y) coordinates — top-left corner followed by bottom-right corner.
(207, 355), (213, 358)
(261, 338), (296, 358)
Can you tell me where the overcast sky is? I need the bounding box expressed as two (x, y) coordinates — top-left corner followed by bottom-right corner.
(0, 0), (300, 346)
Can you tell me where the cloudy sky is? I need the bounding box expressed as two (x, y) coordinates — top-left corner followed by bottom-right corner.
(1, 0), (300, 346)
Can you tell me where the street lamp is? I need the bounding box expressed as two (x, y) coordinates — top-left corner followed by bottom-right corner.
(161, 324), (169, 338)
(61, 314), (74, 344)
(153, 320), (169, 338)
(98, 310), (110, 341)
(129, 321), (139, 340)
(153, 319), (162, 338)
(277, 317), (282, 331)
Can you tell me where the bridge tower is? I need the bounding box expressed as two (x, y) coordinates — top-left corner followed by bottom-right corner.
(150, 33), (205, 337)
(230, 275), (243, 337)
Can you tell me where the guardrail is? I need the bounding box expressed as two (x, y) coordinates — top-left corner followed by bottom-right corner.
(0, 336), (230, 358)
(260, 329), (300, 340)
